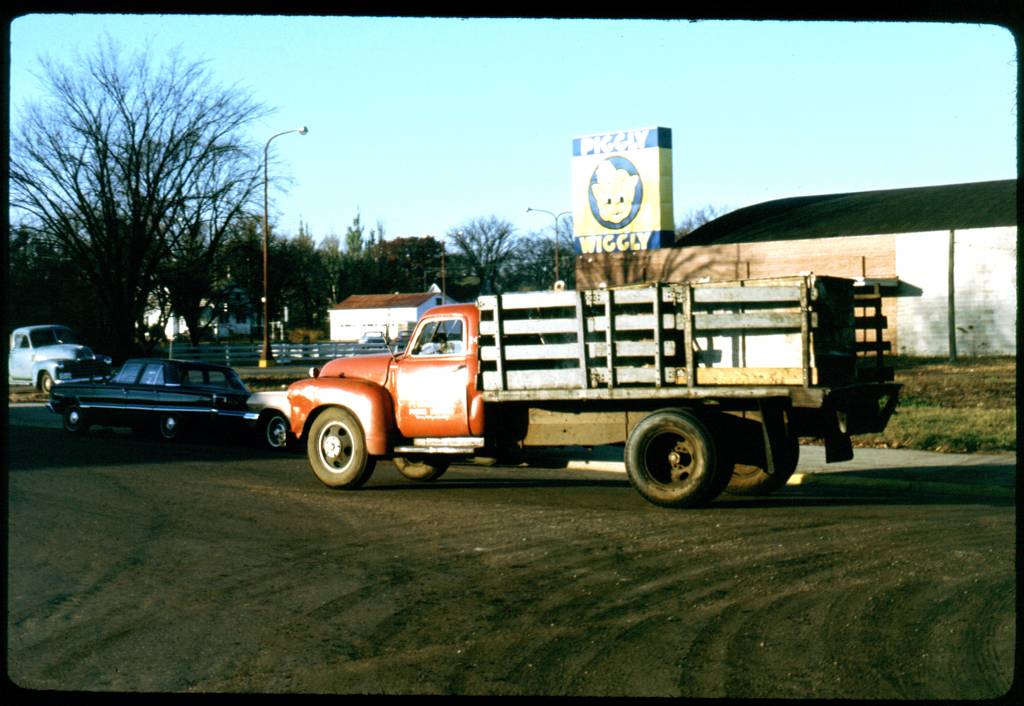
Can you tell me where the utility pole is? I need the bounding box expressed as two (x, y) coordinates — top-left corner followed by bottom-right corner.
(440, 243), (447, 298)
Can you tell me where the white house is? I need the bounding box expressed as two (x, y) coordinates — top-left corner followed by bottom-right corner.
(144, 284), (256, 341)
(328, 284), (457, 341)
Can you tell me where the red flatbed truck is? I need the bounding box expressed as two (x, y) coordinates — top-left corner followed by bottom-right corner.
(286, 275), (900, 508)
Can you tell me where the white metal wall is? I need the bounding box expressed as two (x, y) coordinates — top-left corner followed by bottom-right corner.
(895, 226), (1016, 356)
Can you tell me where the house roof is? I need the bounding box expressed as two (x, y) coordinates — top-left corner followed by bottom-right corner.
(681, 179), (1017, 246)
(332, 292), (441, 311)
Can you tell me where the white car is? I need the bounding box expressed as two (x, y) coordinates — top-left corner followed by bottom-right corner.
(357, 331), (387, 346)
(8, 325), (113, 392)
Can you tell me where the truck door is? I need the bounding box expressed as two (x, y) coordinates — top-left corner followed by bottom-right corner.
(9, 332), (32, 381)
(394, 315), (472, 438)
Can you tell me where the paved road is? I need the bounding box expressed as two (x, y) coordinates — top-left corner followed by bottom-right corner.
(5, 408), (1016, 698)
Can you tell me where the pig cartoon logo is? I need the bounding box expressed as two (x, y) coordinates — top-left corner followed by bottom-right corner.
(589, 156), (643, 229)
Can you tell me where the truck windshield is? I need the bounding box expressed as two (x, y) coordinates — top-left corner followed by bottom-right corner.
(412, 318), (464, 356)
(29, 327), (81, 347)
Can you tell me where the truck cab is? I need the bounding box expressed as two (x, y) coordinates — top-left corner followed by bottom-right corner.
(8, 324), (113, 392)
(389, 304), (484, 439)
(287, 304), (484, 488)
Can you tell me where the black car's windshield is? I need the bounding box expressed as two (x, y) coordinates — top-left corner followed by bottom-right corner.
(113, 361), (145, 384)
(29, 327), (81, 347)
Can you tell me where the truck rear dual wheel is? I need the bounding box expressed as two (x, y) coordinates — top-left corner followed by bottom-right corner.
(702, 413), (800, 497)
(625, 410), (726, 508)
(307, 408), (376, 489)
(393, 456), (450, 481)
(725, 433), (800, 496)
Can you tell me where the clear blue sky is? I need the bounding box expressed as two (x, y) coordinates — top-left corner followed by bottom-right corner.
(9, 14), (1018, 243)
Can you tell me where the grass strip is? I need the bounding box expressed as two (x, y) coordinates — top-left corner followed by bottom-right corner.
(853, 406), (1016, 453)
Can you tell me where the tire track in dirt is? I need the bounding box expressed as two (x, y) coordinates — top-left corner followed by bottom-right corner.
(300, 496), (1017, 698)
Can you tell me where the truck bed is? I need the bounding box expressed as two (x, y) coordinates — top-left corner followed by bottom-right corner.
(477, 276), (894, 410)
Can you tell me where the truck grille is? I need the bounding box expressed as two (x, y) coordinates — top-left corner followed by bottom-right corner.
(59, 359), (112, 380)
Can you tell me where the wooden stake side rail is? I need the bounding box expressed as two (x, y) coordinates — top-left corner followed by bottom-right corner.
(479, 383), (828, 408)
(478, 366), (821, 393)
(853, 285), (895, 382)
(477, 311), (818, 336)
(476, 276), (886, 399)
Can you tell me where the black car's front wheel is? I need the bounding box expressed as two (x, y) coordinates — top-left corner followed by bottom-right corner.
(62, 404), (90, 434)
(262, 411), (290, 450)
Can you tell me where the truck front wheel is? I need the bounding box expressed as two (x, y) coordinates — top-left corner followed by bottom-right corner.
(393, 456), (450, 481)
(39, 371), (54, 393)
(307, 408), (376, 489)
(625, 410), (724, 508)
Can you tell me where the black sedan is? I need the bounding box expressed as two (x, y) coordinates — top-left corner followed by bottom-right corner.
(47, 358), (289, 450)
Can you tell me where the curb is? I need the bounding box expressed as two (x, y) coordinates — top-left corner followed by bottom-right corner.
(565, 461), (1014, 501)
(565, 460), (627, 473)
(788, 472), (1015, 500)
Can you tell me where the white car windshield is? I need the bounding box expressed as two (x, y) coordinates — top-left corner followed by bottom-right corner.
(29, 328), (81, 347)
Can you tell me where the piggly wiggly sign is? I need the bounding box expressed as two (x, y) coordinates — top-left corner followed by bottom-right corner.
(571, 127), (674, 254)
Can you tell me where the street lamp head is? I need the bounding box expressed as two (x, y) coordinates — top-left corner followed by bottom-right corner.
(298, 126), (309, 135)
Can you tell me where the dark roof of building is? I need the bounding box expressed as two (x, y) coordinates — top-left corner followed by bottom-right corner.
(681, 179), (1017, 246)
(332, 292), (440, 310)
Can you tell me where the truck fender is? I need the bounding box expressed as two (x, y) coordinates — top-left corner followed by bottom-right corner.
(32, 360), (59, 386)
(288, 378), (395, 456)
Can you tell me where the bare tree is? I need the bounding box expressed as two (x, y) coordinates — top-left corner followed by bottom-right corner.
(446, 216), (521, 296)
(503, 227), (578, 292)
(9, 38), (269, 358)
(675, 204), (729, 237)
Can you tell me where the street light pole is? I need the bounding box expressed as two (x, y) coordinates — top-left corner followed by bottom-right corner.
(440, 242), (447, 299)
(260, 126), (308, 368)
(527, 207), (572, 286)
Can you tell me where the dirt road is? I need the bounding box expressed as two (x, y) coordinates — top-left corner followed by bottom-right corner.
(6, 424), (1016, 698)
